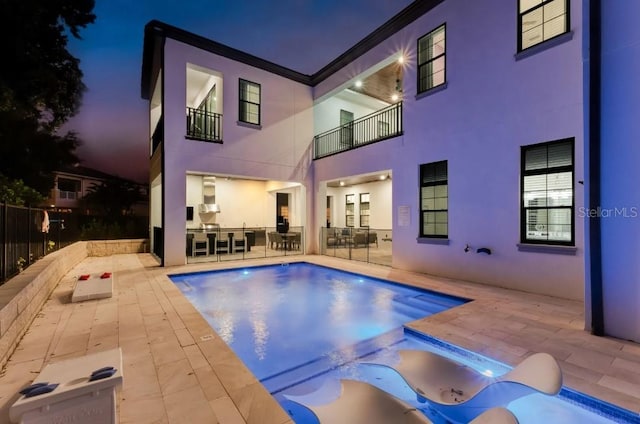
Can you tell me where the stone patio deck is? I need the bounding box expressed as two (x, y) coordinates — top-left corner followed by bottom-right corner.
(0, 253), (638, 423)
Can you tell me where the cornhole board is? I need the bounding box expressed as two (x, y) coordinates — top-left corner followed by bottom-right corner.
(71, 273), (113, 303)
(10, 348), (123, 424)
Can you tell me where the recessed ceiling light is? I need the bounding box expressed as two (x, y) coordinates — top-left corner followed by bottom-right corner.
(355, 80), (363, 88)
(339, 181), (345, 186)
(398, 56), (405, 64)
(391, 94), (399, 101)
(379, 175), (386, 180)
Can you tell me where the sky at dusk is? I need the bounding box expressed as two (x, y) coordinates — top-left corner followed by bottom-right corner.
(64, 0), (414, 183)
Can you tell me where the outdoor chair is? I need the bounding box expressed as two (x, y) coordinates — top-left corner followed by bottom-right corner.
(285, 379), (519, 424)
(365, 350), (561, 423)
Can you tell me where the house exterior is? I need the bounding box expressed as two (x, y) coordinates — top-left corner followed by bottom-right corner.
(141, 0), (640, 343)
(45, 165), (149, 216)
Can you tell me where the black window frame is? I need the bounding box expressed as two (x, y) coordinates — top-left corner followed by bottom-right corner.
(520, 138), (575, 246)
(517, 0), (570, 52)
(238, 79), (261, 125)
(419, 160), (448, 238)
(417, 23), (446, 95)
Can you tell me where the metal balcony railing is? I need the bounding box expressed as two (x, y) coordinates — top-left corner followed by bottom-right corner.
(313, 102), (403, 159)
(186, 107), (222, 142)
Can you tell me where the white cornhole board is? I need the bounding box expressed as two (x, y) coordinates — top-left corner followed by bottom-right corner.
(71, 273), (113, 303)
(10, 348), (123, 424)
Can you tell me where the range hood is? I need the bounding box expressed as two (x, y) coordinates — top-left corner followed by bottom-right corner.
(198, 203), (221, 213)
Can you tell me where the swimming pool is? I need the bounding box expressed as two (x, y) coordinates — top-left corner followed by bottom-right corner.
(170, 262), (640, 424)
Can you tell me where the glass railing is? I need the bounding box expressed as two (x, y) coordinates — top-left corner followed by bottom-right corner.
(313, 102), (403, 159)
(320, 227), (392, 267)
(186, 226), (304, 264)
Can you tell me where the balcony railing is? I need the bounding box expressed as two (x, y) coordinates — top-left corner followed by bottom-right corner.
(313, 101), (403, 159)
(186, 107), (222, 142)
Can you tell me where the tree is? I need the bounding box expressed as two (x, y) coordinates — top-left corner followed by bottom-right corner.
(0, 174), (45, 206)
(82, 178), (144, 218)
(0, 0), (96, 199)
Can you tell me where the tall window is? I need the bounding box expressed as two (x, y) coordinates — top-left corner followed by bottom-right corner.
(417, 24), (446, 94)
(518, 0), (569, 51)
(239, 79), (261, 125)
(521, 138), (574, 245)
(420, 161), (448, 238)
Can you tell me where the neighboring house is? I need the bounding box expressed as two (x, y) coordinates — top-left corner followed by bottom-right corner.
(46, 165), (149, 217)
(140, 1), (640, 342)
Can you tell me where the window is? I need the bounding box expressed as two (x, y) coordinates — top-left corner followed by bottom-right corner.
(518, 0), (569, 51)
(417, 24), (446, 94)
(239, 79), (261, 125)
(420, 161), (448, 237)
(187, 84), (221, 141)
(521, 138), (574, 245)
(58, 178), (81, 200)
(345, 194), (355, 227)
(359, 193), (370, 228)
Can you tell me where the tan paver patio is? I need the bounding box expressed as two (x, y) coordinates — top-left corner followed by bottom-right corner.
(0, 253), (639, 423)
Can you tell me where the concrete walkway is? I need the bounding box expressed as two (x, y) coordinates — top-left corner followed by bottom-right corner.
(0, 253), (638, 423)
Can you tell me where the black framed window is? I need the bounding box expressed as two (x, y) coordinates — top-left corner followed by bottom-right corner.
(420, 160), (448, 238)
(518, 0), (569, 51)
(239, 79), (261, 125)
(417, 24), (446, 94)
(521, 138), (574, 245)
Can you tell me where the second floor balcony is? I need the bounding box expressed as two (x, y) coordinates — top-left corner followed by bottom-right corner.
(313, 102), (403, 159)
(187, 107), (222, 143)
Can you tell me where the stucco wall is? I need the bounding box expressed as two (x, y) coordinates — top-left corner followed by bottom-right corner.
(313, 0), (585, 300)
(599, 1), (640, 342)
(161, 38), (315, 266)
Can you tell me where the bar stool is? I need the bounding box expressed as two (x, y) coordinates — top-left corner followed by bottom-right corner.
(192, 232), (209, 257)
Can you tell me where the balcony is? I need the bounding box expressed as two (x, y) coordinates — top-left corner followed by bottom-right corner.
(186, 107), (222, 142)
(313, 102), (403, 159)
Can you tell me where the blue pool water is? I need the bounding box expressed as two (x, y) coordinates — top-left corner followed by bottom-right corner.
(171, 263), (640, 424)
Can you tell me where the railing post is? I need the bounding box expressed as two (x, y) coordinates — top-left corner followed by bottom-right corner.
(2, 202), (6, 282)
(27, 206), (32, 266)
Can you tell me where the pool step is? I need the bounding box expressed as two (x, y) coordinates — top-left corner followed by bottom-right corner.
(262, 328), (405, 394)
(392, 295), (452, 318)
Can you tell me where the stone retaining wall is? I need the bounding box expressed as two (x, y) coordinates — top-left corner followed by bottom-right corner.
(87, 239), (148, 257)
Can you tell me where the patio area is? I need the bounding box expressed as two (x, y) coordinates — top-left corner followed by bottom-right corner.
(0, 252), (639, 423)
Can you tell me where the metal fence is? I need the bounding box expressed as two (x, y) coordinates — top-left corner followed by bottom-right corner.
(185, 226), (305, 264)
(1, 203), (149, 284)
(320, 226), (393, 267)
(0, 204), (74, 284)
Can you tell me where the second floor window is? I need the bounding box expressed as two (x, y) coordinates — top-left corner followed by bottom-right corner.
(518, 0), (569, 51)
(417, 24), (446, 94)
(58, 178), (81, 199)
(521, 138), (574, 245)
(239, 79), (261, 125)
(420, 160), (448, 238)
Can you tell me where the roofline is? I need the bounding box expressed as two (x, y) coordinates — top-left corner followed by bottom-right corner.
(141, 20), (312, 99)
(310, 0), (444, 84)
(140, 0), (444, 99)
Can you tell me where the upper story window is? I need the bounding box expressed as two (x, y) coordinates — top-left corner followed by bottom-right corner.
(518, 0), (569, 51)
(420, 160), (448, 238)
(57, 178), (81, 199)
(521, 138), (574, 245)
(239, 79), (261, 125)
(417, 24), (446, 94)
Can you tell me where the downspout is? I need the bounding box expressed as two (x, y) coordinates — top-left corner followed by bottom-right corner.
(588, 0), (604, 336)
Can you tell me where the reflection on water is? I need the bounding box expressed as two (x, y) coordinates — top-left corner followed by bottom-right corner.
(171, 263), (465, 383)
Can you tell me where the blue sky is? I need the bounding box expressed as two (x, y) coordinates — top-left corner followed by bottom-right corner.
(65, 0), (414, 182)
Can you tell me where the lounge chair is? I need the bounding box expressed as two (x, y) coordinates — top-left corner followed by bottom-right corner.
(287, 379), (518, 424)
(378, 350), (562, 423)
